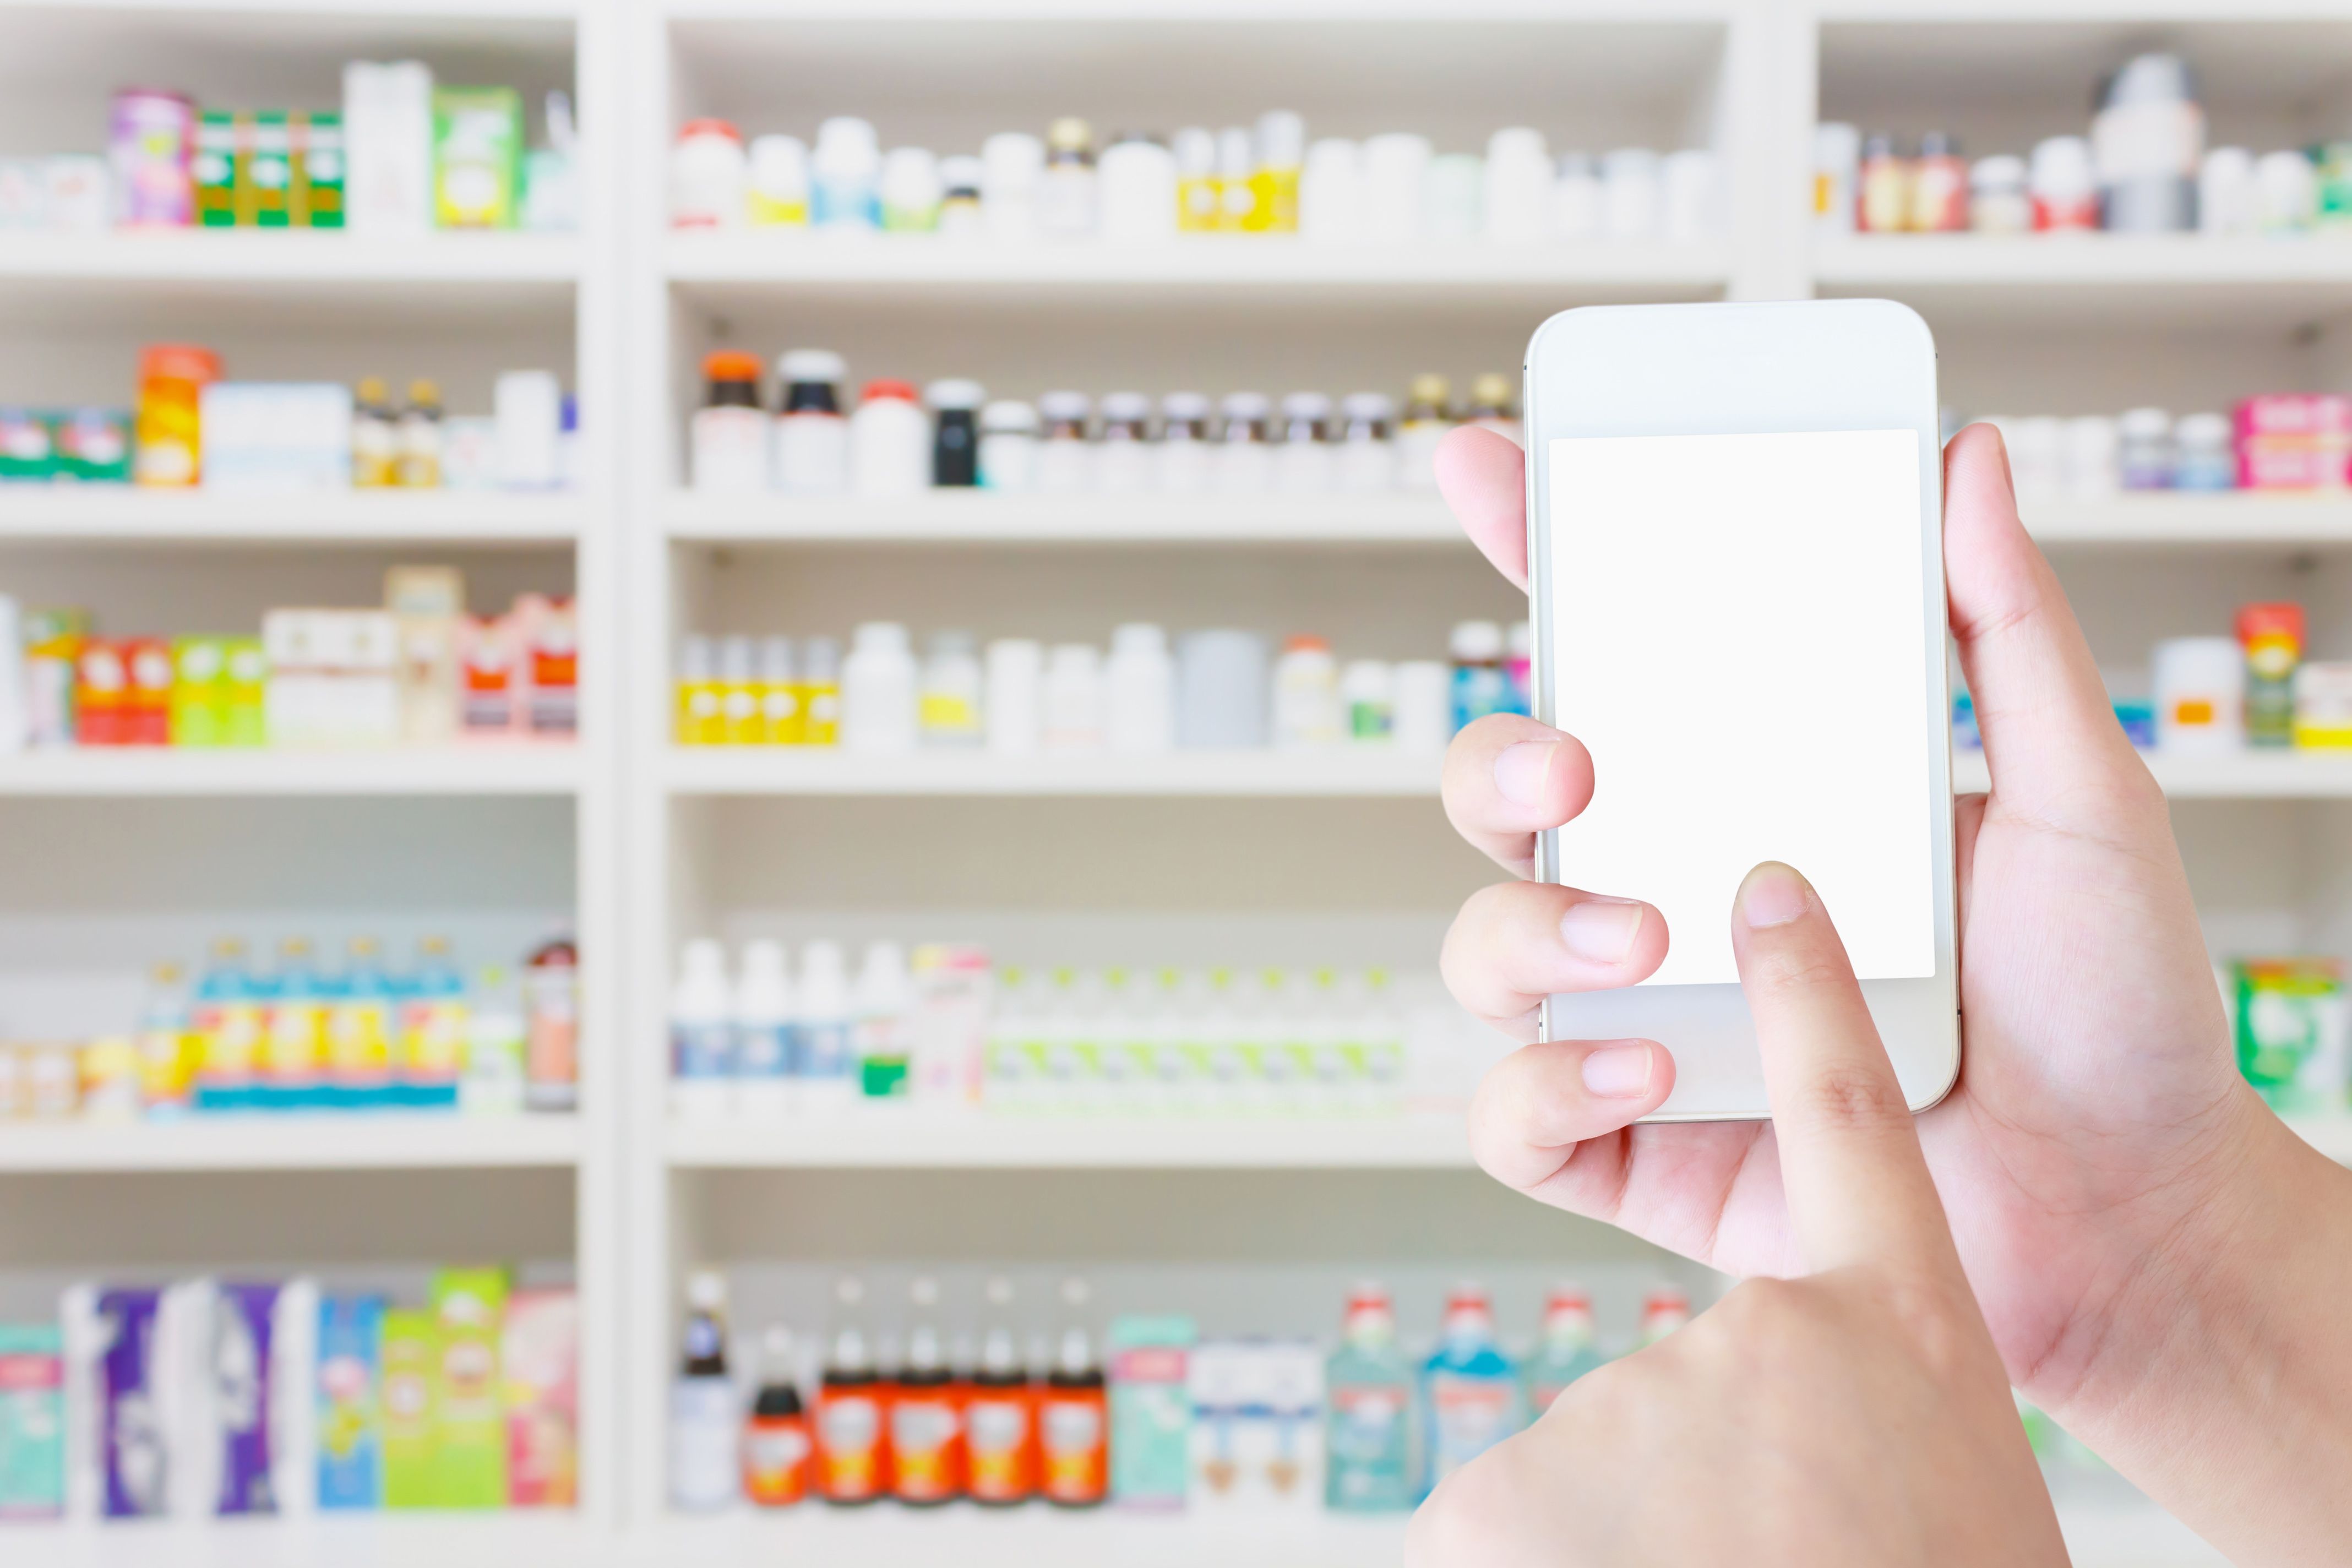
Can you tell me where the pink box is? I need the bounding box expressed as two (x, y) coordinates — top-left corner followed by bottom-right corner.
(501, 1287), (578, 1509)
(2236, 394), (2352, 489)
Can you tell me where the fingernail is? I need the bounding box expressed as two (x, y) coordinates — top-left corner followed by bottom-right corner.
(1493, 740), (1558, 808)
(1581, 1043), (1654, 1098)
(1739, 862), (1811, 929)
(1559, 897), (1643, 963)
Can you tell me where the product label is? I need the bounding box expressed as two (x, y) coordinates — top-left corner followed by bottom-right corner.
(964, 1391), (1033, 1501)
(744, 1416), (811, 1505)
(889, 1391), (961, 1501)
(818, 1391), (885, 1500)
(1327, 1382), (1411, 1509)
(673, 1021), (733, 1081)
(213, 1284), (279, 1515)
(1040, 1393), (1107, 1502)
(99, 1290), (167, 1518)
(0, 1327), (64, 1519)
(736, 1021), (793, 1080)
(1427, 1375), (1517, 1483)
(799, 1020), (851, 1085)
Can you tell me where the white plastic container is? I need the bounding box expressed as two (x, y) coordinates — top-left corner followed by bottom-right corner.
(878, 146), (943, 232)
(841, 621), (919, 752)
(1159, 392), (1214, 492)
(1217, 392), (1274, 492)
(1099, 134), (1177, 244)
(1392, 660), (1453, 752)
(494, 370), (562, 491)
(1036, 390), (1095, 493)
(982, 132), (1043, 243)
(853, 940), (916, 1098)
(1299, 139), (1363, 243)
(1482, 129), (1552, 244)
(1555, 153), (1602, 239)
(669, 939), (734, 1120)
(1097, 391), (1156, 493)
(2154, 636), (2245, 754)
(2197, 146), (2256, 236)
(1336, 393), (1395, 493)
(919, 630), (984, 747)
(796, 940), (854, 1107)
(2063, 415), (2121, 498)
(1177, 630), (1268, 749)
(1275, 392), (1334, 494)
(1360, 133), (1431, 244)
(1107, 623), (1177, 753)
(774, 349), (850, 494)
(1423, 154), (1483, 239)
(747, 134), (809, 227)
(671, 118), (746, 228)
(1044, 643), (1107, 752)
(938, 154), (984, 238)
(850, 380), (930, 498)
(1272, 638), (1343, 749)
(812, 116), (880, 229)
(691, 394), (767, 496)
(2030, 136), (2099, 230)
(1601, 148), (1660, 239)
(1661, 149), (1719, 239)
(985, 639), (1044, 754)
(733, 939), (794, 1119)
(2257, 149), (2317, 233)
(979, 400), (1040, 491)
(1340, 659), (1395, 744)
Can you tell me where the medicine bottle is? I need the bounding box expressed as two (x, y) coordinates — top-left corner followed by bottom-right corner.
(1216, 127), (1256, 231)
(891, 1278), (963, 1504)
(2029, 137), (2098, 231)
(1909, 132), (1967, 232)
(978, 400), (1038, 491)
(1449, 620), (1510, 732)
(1341, 659), (1395, 742)
(842, 622), (918, 753)
(928, 379), (985, 487)
(1250, 110), (1304, 233)
(982, 132), (1043, 243)
(743, 1326), (812, 1507)
(2198, 147), (2257, 237)
(938, 155), (984, 238)
(1174, 127), (1218, 233)
(965, 1278), (1035, 1506)
(817, 1278), (886, 1503)
(919, 631), (984, 748)
(850, 379), (929, 498)
(1858, 133), (1909, 233)
(812, 117), (879, 229)
(1106, 622), (1175, 753)
(1362, 133), (1431, 244)
(2093, 53), (2201, 235)
(986, 639), (1044, 754)
(352, 375), (399, 488)
(774, 350), (849, 494)
(1300, 138), (1363, 243)
(1336, 393), (1393, 493)
(2174, 412), (2234, 491)
(671, 118), (746, 228)
(760, 636), (802, 744)
(1273, 635), (1342, 748)
(1043, 643), (1107, 751)
(720, 634), (761, 745)
(1483, 128), (1552, 244)
(1097, 391), (1155, 493)
(1662, 148), (1719, 240)
(1275, 392), (1333, 494)
(1036, 390), (1094, 493)
(1216, 391), (1273, 493)
(1037, 1278), (1108, 1507)
(1425, 153), (1484, 239)
(398, 379), (444, 489)
(747, 134), (809, 227)
(1396, 374), (1453, 492)
(1969, 155), (2029, 234)
(879, 146), (943, 232)
(1099, 133), (1177, 244)
(1555, 150), (1602, 239)
(1467, 374), (1520, 446)
(1040, 117), (1097, 238)
(801, 635), (842, 747)
(1812, 123), (1859, 235)
(1599, 148), (1658, 239)
(676, 635), (721, 744)
(1158, 392), (1213, 492)
(2117, 407), (2175, 491)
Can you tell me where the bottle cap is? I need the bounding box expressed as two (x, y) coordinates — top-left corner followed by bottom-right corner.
(926, 378), (986, 410)
(1219, 390), (1271, 420)
(1038, 389), (1092, 423)
(1174, 127), (1215, 173)
(939, 154), (984, 192)
(704, 350), (761, 382)
(980, 400), (1038, 433)
(1101, 390), (1151, 422)
(679, 117), (742, 144)
(687, 1269), (727, 1310)
(1283, 634), (1332, 654)
(1341, 391), (1393, 421)
(1471, 373), (1515, 412)
(1161, 391), (1211, 421)
(2119, 406), (2172, 438)
(1408, 373), (1452, 409)
(1255, 110), (1305, 166)
(1280, 390), (1331, 420)
(1451, 619), (1504, 660)
(140, 344), (223, 384)
(859, 378), (918, 404)
(1047, 117), (1093, 154)
(778, 349), (846, 383)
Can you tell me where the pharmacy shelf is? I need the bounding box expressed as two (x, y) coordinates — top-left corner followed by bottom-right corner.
(0, 233), (581, 288)
(0, 1115), (582, 1175)
(1952, 750), (2352, 799)
(662, 235), (1734, 301)
(1, 1513), (607, 1568)
(660, 747), (1442, 797)
(1811, 235), (2352, 328)
(667, 1112), (1472, 1170)
(661, 491), (1463, 544)
(0, 748), (582, 798)
(2025, 495), (2352, 547)
(0, 489), (582, 546)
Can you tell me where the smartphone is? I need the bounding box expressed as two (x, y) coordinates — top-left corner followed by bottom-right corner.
(1524, 300), (1958, 1121)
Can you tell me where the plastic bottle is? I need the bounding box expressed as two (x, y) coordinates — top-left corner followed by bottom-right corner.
(1858, 133), (1909, 233)
(1362, 133), (1430, 243)
(1040, 117), (1097, 238)
(396, 379), (444, 489)
(938, 155), (984, 237)
(759, 638), (801, 744)
(2119, 407), (2175, 491)
(462, 963), (526, 1116)
(918, 630), (984, 748)
(977, 400), (1037, 491)
(2175, 412), (2235, 491)
(1043, 644), (1106, 752)
(1638, 1287), (1691, 1346)
(1970, 154), (2030, 234)
(719, 635), (761, 747)
(192, 935), (260, 1111)
(965, 1277), (1035, 1505)
(352, 377), (399, 488)
(734, 939), (795, 1118)
(1158, 392), (1213, 492)
(878, 146), (942, 232)
(1106, 623), (1176, 754)
(2093, 53), (2202, 233)
(1483, 128), (1553, 243)
(1273, 636), (1343, 749)
(818, 1277), (888, 1504)
(774, 350), (850, 494)
(811, 117), (880, 230)
(797, 940), (854, 1107)
(1174, 127), (1218, 233)
(1251, 111), (1304, 233)
(1524, 1285), (1609, 1415)
(1216, 126), (1256, 231)
(842, 622), (918, 752)
(1035, 391), (1093, 492)
(261, 937), (324, 1109)
(1216, 392), (1273, 492)
(1811, 123), (1859, 234)
(1396, 375), (1453, 491)
(399, 935), (466, 1110)
(853, 940), (916, 1098)
(1422, 1283), (1522, 1491)
(136, 960), (194, 1115)
(1466, 373), (1521, 447)
(2030, 135), (2099, 231)
(1342, 659), (1395, 743)
(672, 118), (746, 228)
(743, 1325), (812, 1506)
(1555, 150), (1603, 239)
(1038, 1278), (1107, 1506)
(1300, 138), (1363, 243)
(981, 132), (1043, 243)
(1096, 392), (1155, 493)
(747, 134), (809, 228)
(1449, 620), (1510, 732)
(671, 939), (735, 1120)
(985, 639), (1044, 755)
(1325, 1283), (1415, 1512)
(928, 379), (984, 487)
(850, 379), (929, 498)
(671, 1270), (739, 1512)
(1909, 132), (1968, 232)
(1336, 393), (1393, 492)
(891, 1277), (963, 1504)
(2240, 602), (2305, 750)
(1099, 132), (1177, 244)
(676, 636), (721, 744)
(801, 636), (842, 746)
(524, 936), (578, 1112)
(1275, 392), (1334, 493)
(2198, 146), (2258, 237)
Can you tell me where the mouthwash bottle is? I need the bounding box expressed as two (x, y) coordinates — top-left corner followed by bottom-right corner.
(1422, 1283), (1522, 1492)
(193, 937), (260, 1112)
(1525, 1284), (1609, 1415)
(325, 937), (395, 1110)
(1324, 1283), (1415, 1512)
(135, 961), (194, 1117)
(399, 935), (467, 1110)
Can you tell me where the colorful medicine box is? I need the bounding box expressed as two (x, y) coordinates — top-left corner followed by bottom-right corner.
(54, 409), (132, 483)
(0, 408), (55, 482)
(430, 1267), (509, 1507)
(2236, 394), (2352, 491)
(2295, 662), (2352, 749)
(1109, 1315), (1195, 1510)
(317, 1293), (385, 1509)
(501, 1287), (579, 1508)
(379, 1308), (438, 1509)
(433, 87), (522, 229)
(2232, 957), (2350, 1113)
(0, 1324), (64, 1520)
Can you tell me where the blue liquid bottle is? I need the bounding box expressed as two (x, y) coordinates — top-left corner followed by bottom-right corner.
(1422, 1283), (1522, 1493)
(1324, 1283), (1417, 1512)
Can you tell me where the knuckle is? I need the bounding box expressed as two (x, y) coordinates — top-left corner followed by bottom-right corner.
(1794, 1064), (1909, 1133)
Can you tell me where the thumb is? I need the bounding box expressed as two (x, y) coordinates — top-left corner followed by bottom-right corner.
(1732, 862), (1964, 1281)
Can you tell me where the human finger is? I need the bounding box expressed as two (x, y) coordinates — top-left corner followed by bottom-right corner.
(1442, 879), (1669, 1038)
(1434, 424), (1529, 589)
(1442, 713), (1596, 875)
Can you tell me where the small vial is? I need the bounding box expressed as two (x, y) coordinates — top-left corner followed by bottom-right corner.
(979, 400), (1039, 492)
(1336, 392), (1394, 493)
(1097, 391), (1155, 493)
(1158, 392), (1213, 492)
(759, 636), (801, 744)
(720, 634), (761, 746)
(928, 379), (985, 488)
(1216, 392), (1273, 492)
(1275, 391), (1333, 493)
(1036, 390), (1093, 493)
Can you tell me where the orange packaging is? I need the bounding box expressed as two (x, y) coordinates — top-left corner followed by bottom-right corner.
(74, 640), (130, 745)
(133, 343), (222, 488)
(743, 1408), (812, 1506)
(124, 638), (173, 746)
(459, 615), (520, 737)
(888, 1376), (963, 1504)
(815, 1379), (889, 1502)
(963, 1378), (1036, 1504)
(1037, 1381), (1108, 1505)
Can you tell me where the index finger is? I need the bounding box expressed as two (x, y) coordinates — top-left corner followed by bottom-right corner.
(1731, 861), (1962, 1281)
(1434, 425), (1528, 589)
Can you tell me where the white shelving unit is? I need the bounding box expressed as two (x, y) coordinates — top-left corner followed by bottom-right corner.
(6, 2), (2346, 1564)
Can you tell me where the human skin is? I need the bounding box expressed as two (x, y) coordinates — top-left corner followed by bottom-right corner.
(1424, 421), (2352, 1564)
(1408, 862), (2068, 1568)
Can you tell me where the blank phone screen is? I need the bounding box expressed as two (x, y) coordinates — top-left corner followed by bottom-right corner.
(1545, 429), (1936, 986)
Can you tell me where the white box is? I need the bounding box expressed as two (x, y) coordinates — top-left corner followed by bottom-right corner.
(495, 369), (563, 489)
(43, 156), (110, 233)
(343, 60), (434, 238)
(200, 383), (353, 492)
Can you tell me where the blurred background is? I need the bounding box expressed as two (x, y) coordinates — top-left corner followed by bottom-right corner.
(0, 2), (2343, 1563)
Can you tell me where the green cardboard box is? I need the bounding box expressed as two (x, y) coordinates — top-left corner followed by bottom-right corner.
(430, 1267), (510, 1507)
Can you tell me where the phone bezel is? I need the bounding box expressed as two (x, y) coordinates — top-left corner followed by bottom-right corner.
(1524, 299), (1959, 1121)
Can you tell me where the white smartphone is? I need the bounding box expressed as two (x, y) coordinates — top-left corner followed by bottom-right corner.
(1525, 299), (1958, 1121)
